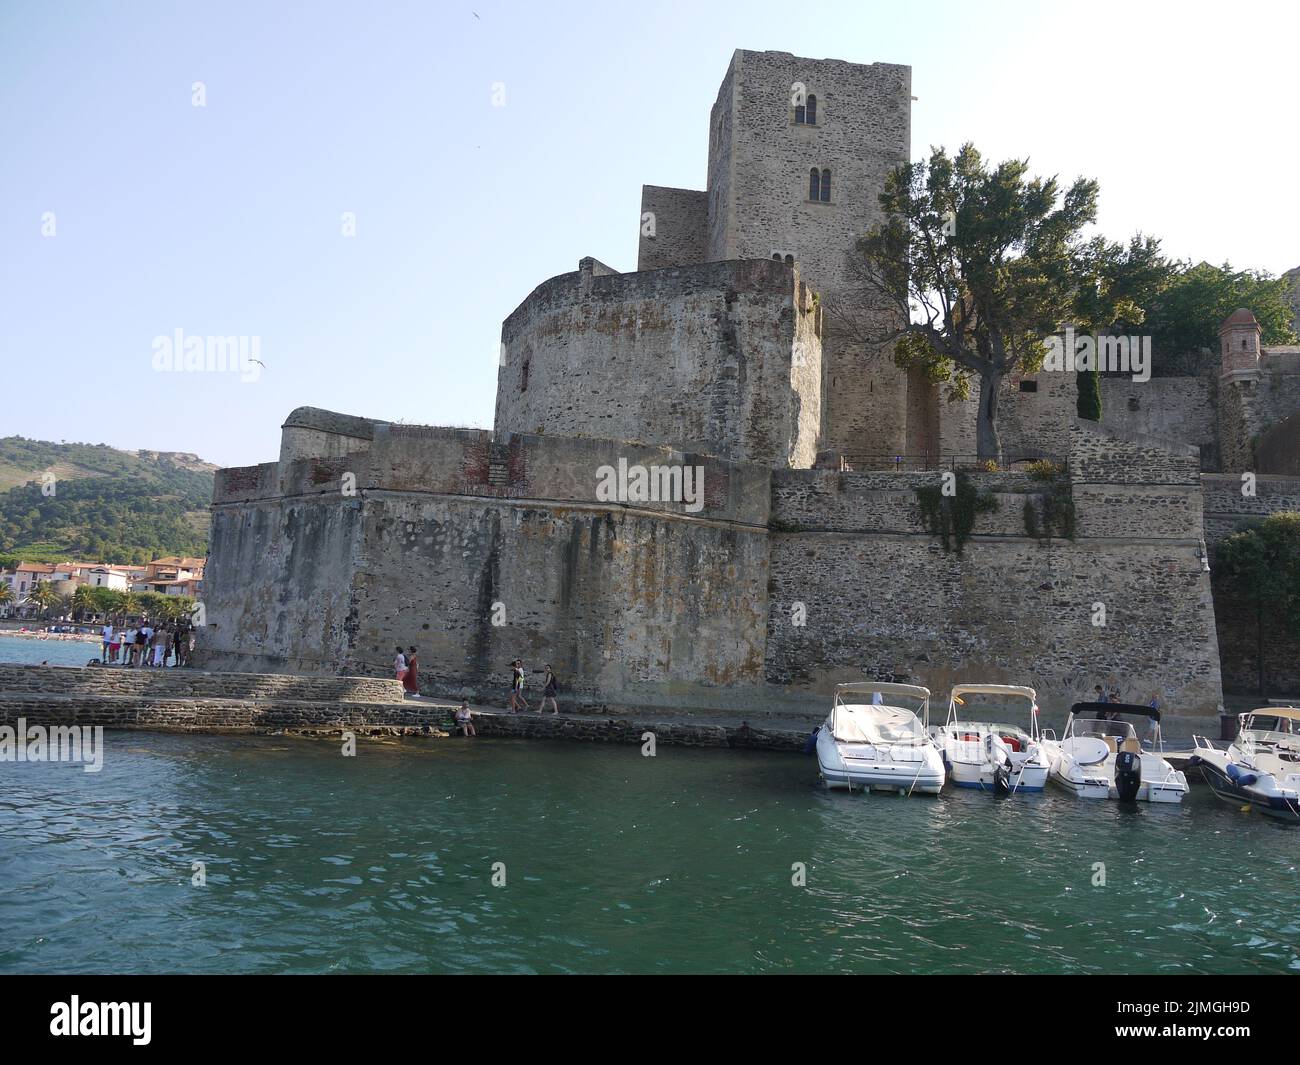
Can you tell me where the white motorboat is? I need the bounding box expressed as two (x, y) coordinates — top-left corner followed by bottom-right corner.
(1040, 702), (1188, 803)
(932, 684), (1049, 795)
(815, 682), (945, 795)
(1190, 707), (1300, 823)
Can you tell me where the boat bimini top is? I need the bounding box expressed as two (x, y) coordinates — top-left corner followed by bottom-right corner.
(1241, 707), (1300, 732)
(831, 683), (932, 742)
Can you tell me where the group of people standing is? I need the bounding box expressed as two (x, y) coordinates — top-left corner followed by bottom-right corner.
(393, 646), (420, 694)
(100, 621), (194, 668)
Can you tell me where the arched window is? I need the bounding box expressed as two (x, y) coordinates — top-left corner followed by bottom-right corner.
(794, 103), (805, 124)
(784, 254), (794, 265)
(809, 168), (820, 201)
(820, 168), (831, 202)
(772, 253), (782, 260)
(806, 94), (817, 124)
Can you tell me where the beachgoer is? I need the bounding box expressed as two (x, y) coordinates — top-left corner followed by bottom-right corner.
(394, 646), (408, 683)
(455, 701), (476, 737)
(509, 659), (528, 712)
(540, 665), (559, 714)
(403, 646), (420, 695)
(100, 623), (113, 662)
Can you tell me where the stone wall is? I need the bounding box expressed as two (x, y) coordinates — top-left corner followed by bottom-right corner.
(1218, 353), (1300, 472)
(707, 49), (912, 466)
(200, 421), (774, 713)
(637, 185), (709, 271)
(496, 257), (822, 468)
(763, 420), (1223, 717)
(1201, 473), (1300, 545)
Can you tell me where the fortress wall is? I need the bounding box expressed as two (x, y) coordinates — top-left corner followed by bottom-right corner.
(496, 258), (820, 468)
(195, 495), (364, 675)
(764, 419), (1222, 716)
(772, 468), (1048, 538)
(938, 371), (1077, 462)
(1201, 473), (1300, 544)
(763, 534), (1222, 717)
(1219, 359), (1300, 472)
(349, 495), (769, 709)
(278, 407), (383, 466)
(1100, 377), (1216, 466)
(637, 186), (709, 271)
(364, 425), (770, 525)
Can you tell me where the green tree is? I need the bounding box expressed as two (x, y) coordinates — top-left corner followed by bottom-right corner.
(0, 583), (12, 613)
(1144, 262), (1299, 375)
(71, 585), (96, 620)
(27, 581), (62, 619)
(1214, 513), (1300, 696)
(850, 144), (1172, 459)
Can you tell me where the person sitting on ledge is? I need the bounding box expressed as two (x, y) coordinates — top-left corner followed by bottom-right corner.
(455, 702), (476, 738)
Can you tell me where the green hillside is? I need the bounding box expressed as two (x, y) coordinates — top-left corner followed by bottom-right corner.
(0, 437), (216, 565)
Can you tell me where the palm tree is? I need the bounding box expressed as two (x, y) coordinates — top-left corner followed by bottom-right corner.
(0, 583), (13, 618)
(27, 582), (61, 620)
(117, 592), (140, 624)
(72, 585), (96, 621)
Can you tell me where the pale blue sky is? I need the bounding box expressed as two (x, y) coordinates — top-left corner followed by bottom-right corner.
(2, 0), (1296, 468)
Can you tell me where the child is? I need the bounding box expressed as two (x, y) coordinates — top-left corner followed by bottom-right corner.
(394, 646), (408, 683)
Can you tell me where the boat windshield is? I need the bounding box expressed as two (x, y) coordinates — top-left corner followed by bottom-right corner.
(1243, 713), (1299, 736)
(833, 705), (929, 746)
(1068, 715), (1140, 742)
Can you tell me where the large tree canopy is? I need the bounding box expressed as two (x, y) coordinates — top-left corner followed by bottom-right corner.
(850, 144), (1171, 460)
(1141, 262), (1299, 375)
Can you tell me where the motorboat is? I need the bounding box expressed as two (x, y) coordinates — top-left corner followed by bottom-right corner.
(1190, 707), (1300, 823)
(932, 684), (1049, 795)
(1040, 702), (1188, 802)
(815, 682), (945, 795)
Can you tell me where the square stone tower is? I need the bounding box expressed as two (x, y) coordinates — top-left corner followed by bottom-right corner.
(639, 49), (913, 466)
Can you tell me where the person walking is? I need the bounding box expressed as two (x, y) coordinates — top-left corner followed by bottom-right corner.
(394, 646), (408, 684)
(403, 646), (420, 695)
(508, 659), (529, 713)
(540, 664), (559, 714)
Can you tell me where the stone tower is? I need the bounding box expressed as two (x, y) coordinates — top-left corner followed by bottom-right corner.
(638, 49), (913, 467)
(1219, 307), (1262, 380)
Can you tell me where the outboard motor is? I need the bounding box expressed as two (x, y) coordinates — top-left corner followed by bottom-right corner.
(987, 734), (1013, 797)
(1115, 750), (1142, 802)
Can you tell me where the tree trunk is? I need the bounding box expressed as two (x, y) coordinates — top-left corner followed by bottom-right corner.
(977, 369), (1003, 462)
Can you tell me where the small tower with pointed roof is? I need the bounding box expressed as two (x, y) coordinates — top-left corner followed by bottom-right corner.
(1219, 307), (1262, 380)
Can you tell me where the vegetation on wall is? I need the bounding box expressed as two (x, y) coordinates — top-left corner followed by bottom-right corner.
(915, 471), (999, 555)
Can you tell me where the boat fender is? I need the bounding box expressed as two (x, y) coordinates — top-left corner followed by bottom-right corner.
(1115, 750), (1142, 802)
(1225, 763), (1258, 787)
(802, 727), (820, 756)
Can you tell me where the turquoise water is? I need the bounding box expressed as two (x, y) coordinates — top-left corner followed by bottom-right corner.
(0, 633), (102, 667)
(0, 733), (1295, 974)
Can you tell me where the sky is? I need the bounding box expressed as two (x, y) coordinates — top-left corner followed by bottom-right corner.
(1, 0), (1297, 469)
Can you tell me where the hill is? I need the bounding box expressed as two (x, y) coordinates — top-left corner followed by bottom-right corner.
(0, 437), (216, 565)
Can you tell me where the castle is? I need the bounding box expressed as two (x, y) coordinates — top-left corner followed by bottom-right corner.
(196, 50), (1300, 719)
